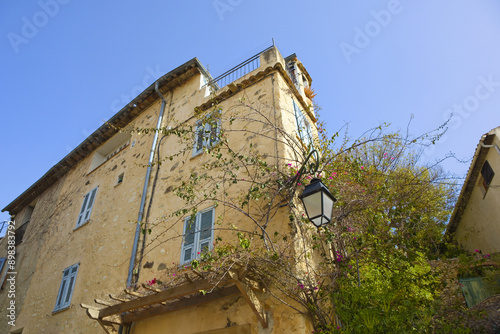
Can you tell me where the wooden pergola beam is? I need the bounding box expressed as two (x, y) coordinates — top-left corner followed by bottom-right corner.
(99, 278), (232, 318)
(97, 319), (119, 334)
(229, 271), (268, 328)
(121, 285), (241, 324)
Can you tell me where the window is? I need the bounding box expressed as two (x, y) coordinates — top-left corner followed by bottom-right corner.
(89, 131), (131, 172)
(481, 160), (495, 192)
(54, 263), (79, 312)
(15, 205), (35, 245)
(193, 113), (221, 156)
(293, 100), (313, 146)
(287, 61), (298, 86)
(181, 208), (215, 264)
(15, 222), (29, 246)
(117, 173), (124, 185)
(0, 258), (5, 275)
(76, 187), (98, 228)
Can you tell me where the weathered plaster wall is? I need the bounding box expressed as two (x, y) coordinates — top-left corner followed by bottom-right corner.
(130, 293), (313, 334)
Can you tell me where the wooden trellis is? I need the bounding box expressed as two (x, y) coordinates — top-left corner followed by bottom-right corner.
(81, 270), (267, 333)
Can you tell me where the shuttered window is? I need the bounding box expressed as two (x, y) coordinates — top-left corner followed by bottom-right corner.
(481, 160), (495, 191)
(293, 100), (313, 147)
(192, 114), (221, 156)
(181, 208), (215, 264)
(76, 187), (98, 228)
(54, 263), (79, 312)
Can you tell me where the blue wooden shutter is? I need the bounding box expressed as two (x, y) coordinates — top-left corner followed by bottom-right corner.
(181, 217), (196, 264)
(198, 209), (214, 253)
(209, 118), (220, 147)
(63, 264), (79, 308)
(54, 263), (79, 311)
(76, 193), (89, 226)
(77, 187), (98, 227)
(293, 100), (312, 146)
(293, 101), (305, 142)
(55, 268), (70, 310)
(193, 122), (204, 155)
(83, 187), (98, 222)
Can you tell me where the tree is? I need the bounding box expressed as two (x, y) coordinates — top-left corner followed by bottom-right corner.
(138, 93), (465, 333)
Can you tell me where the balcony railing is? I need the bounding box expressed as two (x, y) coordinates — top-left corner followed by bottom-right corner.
(207, 43), (274, 91)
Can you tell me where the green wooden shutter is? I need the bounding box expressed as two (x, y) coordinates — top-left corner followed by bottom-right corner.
(459, 277), (490, 307)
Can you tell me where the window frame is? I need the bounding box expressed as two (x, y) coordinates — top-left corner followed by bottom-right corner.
(75, 186), (98, 229)
(480, 160), (495, 193)
(0, 258), (5, 275)
(192, 113), (221, 156)
(53, 263), (80, 312)
(293, 100), (313, 147)
(180, 207), (215, 265)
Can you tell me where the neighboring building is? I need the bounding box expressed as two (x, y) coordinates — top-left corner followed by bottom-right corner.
(0, 46), (318, 334)
(445, 127), (500, 309)
(447, 126), (500, 254)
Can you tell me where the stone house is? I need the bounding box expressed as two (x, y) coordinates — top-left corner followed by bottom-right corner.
(0, 45), (319, 334)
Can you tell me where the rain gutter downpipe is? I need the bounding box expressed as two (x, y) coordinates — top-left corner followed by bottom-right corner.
(480, 142), (500, 155)
(126, 81), (167, 288)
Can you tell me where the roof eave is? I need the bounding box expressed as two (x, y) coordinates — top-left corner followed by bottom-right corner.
(3, 58), (211, 215)
(445, 132), (496, 236)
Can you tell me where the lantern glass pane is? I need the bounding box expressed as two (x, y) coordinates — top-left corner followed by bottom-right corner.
(322, 193), (334, 222)
(302, 191), (322, 219)
(311, 216), (323, 227)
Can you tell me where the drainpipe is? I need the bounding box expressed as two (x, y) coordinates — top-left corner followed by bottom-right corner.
(126, 81), (167, 288)
(480, 142), (500, 155)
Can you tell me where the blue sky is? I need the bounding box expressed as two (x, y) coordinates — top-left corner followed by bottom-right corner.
(2, 0), (500, 225)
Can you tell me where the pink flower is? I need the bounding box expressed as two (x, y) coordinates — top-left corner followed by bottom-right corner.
(360, 166), (364, 170)
(475, 249), (480, 253)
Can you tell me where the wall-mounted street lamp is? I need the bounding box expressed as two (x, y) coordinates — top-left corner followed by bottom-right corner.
(291, 150), (337, 228)
(299, 178), (336, 228)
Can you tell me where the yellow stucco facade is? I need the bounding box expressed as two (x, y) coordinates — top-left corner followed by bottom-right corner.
(448, 127), (500, 254)
(0, 46), (317, 334)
